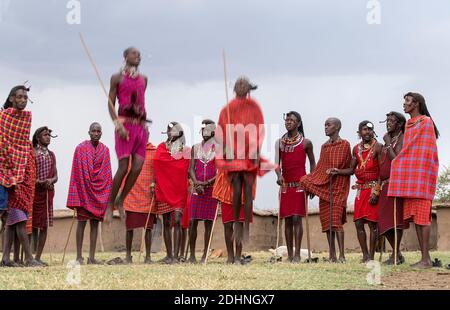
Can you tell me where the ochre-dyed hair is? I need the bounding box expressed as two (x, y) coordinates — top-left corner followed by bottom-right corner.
(3, 85), (30, 110)
(404, 92), (439, 139)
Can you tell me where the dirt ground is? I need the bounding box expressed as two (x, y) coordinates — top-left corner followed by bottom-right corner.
(381, 269), (450, 290)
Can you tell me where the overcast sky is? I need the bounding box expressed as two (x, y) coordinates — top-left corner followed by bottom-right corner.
(1, 0), (449, 211)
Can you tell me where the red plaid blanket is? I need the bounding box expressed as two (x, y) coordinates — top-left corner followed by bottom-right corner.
(124, 143), (157, 213)
(8, 144), (36, 213)
(300, 139), (352, 206)
(67, 141), (113, 218)
(388, 116), (439, 200)
(0, 108), (32, 187)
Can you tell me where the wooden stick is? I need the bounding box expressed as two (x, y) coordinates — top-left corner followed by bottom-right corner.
(98, 222), (105, 253)
(203, 203), (220, 265)
(223, 49), (233, 162)
(138, 195), (155, 263)
(304, 192), (312, 262)
(394, 197), (398, 266)
(62, 210), (76, 264)
(276, 187), (281, 250)
(79, 33), (117, 117)
(183, 230), (190, 261)
(329, 175), (333, 252)
(46, 190), (53, 264)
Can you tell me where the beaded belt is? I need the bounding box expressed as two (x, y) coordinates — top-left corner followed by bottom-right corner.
(284, 182), (302, 188)
(352, 181), (380, 199)
(352, 181), (379, 191)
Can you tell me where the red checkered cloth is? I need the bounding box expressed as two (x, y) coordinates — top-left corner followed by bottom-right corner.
(388, 116), (439, 200)
(153, 201), (173, 215)
(67, 141), (112, 219)
(403, 198), (432, 226)
(190, 155), (218, 221)
(300, 139), (352, 206)
(0, 108), (32, 188)
(124, 143), (156, 214)
(7, 144), (36, 214)
(32, 149), (56, 229)
(215, 97), (267, 174)
(319, 199), (347, 232)
(76, 207), (103, 222)
(35, 147), (55, 181)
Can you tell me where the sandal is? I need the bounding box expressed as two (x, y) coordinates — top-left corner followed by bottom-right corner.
(0, 260), (20, 268)
(106, 257), (125, 265)
(87, 258), (104, 265)
(36, 259), (49, 267)
(25, 259), (46, 267)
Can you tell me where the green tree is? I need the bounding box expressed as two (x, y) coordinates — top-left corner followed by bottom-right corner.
(436, 166), (450, 202)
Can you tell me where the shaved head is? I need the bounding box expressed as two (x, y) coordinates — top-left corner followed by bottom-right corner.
(89, 122), (102, 131)
(327, 117), (342, 131)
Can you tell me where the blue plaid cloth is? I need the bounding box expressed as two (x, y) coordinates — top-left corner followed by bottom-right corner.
(0, 185), (8, 211)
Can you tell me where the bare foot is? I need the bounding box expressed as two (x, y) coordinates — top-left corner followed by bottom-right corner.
(1, 260), (20, 268)
(338, 256), (346, 264)
(226, 257), (234, 264)
(292, 255), (301, 263)
(323, 257), (337, 263)
(124, 256), (133, 264)
(76, 257), (84, 265)
(360, 255), (370, 264)
(87, 258), (104, 265)
(200, 255), (207, 264)
(188, 256), (197, 264)
(411, 259), (432, 269)
(158, 256), (173, 265)
(25, 259), (46, 267)
(36, 259), (49, 267)
(144, 257), (152, 264)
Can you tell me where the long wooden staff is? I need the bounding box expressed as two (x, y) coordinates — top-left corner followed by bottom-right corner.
(79, 33), (118, 119)
(329, 175), (334, 251)
(138, 194), (155, 263)
(46, 190), (53, 264)
(394, 197), (398, 266)
(203, 204), (219, 265)
(79, 32), (127, 225)
(98, 222), (105, 253)
(204, 50), (229, 265)
(223, 49), (231, 147)
(183, 230), (190, 261)
(276, 187), (281, 250)
(62, 209), (76, 264)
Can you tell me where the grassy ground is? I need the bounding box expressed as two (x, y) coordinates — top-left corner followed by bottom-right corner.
(0, 251), (449, 290)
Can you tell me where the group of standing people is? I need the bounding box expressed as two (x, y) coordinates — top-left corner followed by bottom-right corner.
(0, 46), (440, 269)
